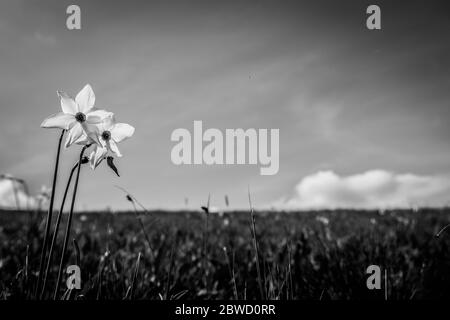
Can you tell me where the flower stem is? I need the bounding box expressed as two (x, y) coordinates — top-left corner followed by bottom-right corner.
(40, 161), (79, 299)
(35, 129), (65, 299)
(53, 146), (87, 300)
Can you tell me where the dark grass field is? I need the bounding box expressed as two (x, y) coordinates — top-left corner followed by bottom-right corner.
(1, 208), (450, 300)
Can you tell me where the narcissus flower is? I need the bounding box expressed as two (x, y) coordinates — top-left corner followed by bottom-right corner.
(41, 84), (111, 148)
(89, 114), (135, 169)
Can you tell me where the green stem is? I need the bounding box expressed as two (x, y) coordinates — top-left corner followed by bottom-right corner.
(35, 129), (65, 299)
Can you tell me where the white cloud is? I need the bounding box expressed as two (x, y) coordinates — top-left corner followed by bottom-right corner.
(277, 170), (450, 210)
(0, 178), (37, 210)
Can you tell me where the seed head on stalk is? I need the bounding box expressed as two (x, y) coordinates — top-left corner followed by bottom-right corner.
(116, 185), (157, 260)
(201, 193), (211, 293)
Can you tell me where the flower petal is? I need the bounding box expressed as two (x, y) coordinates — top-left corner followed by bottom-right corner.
(65, 123), (84, 148)
(86, 109), (114, 126)
(108, 140), (122, 157)
(57, 91), (77, 115)
(89, 146), (107, 169)
(82, 122), (102, 146)
(75, 84), (96, 113)
(102, 113), (116, 131)
(111, 123), (135, 143)
(41, 112), (75, 130)
(74, 132), (93, 145)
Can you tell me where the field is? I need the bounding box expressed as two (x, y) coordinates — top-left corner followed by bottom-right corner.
(1, 208), (450, 300)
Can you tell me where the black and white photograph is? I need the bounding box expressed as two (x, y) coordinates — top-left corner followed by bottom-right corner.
(0, 0), (449, 316)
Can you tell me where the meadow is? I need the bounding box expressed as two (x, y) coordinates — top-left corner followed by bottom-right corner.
(1, 207), (450, 300)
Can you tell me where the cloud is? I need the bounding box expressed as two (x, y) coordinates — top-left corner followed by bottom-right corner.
(277, 170), (450, 210)
(0, 178), (37, 210)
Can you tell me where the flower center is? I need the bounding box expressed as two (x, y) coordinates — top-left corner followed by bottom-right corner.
(75, 112), (86, 123)
(102, 130), (111, 141)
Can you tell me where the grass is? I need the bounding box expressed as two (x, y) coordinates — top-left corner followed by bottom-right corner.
(1, 208), (450, 300)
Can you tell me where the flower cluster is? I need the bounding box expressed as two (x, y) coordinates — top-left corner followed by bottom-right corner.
(41, 84), (135, 169)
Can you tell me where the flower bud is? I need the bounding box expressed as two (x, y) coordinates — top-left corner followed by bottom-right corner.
(106, 156), (120, 177)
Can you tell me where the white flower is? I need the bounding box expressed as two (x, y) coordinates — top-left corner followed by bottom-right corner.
(89, 114), (135, 169)
(41, 84), (111, 148)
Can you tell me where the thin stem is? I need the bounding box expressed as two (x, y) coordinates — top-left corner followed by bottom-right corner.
(73, 238), (81, 269)
(36, 129), (65, 299)
(164, 242), (175, 300)
(130, 252), (141, 300)
(202, 194), (210, 291)
(25, 245), (30, 298)
(131, 200), (155, 260)
(40, 161), (78, 299)
(436, 223), (450, 238)
(202, 212), (209, 285)
(115, 185), (158, 260)
(223, 247), (238, 300)
(287, 242), (294, 299)
(385, 269), (388, 300)
(53, 146), (86, 300)
(248, 186), (265, 300)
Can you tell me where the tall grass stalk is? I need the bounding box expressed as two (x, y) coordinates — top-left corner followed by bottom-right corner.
(116, 185), (157, 260)
(25, 245), (30, 298)
(96, 250), (110, 300)
(436, 223), (450, 237)
(247, 186), (265, 299)
(36, 129), (65, 299)
(130, 252), (141, 299)
(385, 269), (388, 300)
(130, 198), (154, 259)
(53, 145), (87, 299)
(223, 247), (238, 300)
(164, 243), (175, 300)
(287, 242), (294, 299)
(41, 160), (81, 299)
(201, 194), (211, 291)
(73, 238), (81, 267)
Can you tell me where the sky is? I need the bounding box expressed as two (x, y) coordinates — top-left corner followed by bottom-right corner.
(0, 0), (450, 211)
